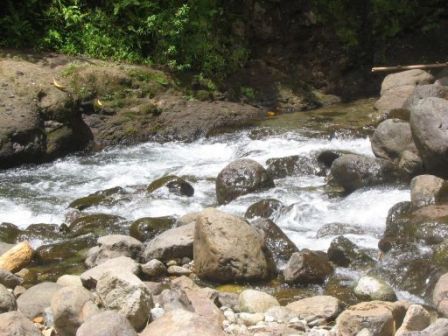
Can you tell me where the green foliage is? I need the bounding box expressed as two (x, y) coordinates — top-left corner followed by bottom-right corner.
(311, 0), (447, 50)
(0, 0), (248, 78)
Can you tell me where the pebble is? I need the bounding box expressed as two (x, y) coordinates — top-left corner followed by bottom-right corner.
(167, 265), (191, 276)
(239, 312), (265, 326)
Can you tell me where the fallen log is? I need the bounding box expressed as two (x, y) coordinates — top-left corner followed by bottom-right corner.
(372, 62), (448, 73)
(0, 241), (34, 272)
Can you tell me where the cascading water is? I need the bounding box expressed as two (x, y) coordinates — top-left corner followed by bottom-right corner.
(0, 129), (409, 252)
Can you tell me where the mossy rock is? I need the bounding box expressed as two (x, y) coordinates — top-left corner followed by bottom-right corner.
(130, 216), (176, 242)
(69, 187), (127, 211)
(325, 275), (359, 306)
(245, 199), (284, 219)
(432, 239), (448, 270)
(147, 175), (194, 197)
(216, 284), (246, 294)
(0, 223), (22, 243)
(35, 233), (96, 263)
(68, 213), (126, 237)
(16, 223), (64, 243)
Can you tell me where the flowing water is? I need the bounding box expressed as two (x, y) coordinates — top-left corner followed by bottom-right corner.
(0, 126), (409, 252)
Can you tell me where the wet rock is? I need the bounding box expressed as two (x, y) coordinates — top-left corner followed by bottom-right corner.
(68, 214), (125, 237)
(147, 175), (194, 197)
(410, 97), (448, 178)
(238, 289), (279, 313)
(433, 273), (448, 317)
(194, 208), (274, 283)
(317, 150), (346, 168)
(316, 223), (366, 238)
(410, 175), (448, 209)
(245, 199), (284, 219)
(129, 216), (175, 242)
(324, 275), (359, 306)
(85, 234), (143, 267)
(371, 119), (415, 162)
(80, 256), (139, 289)
(286, 295), (343, 321)
(142, 223), (194, 262)
(141, 259), (167, 278)
(36, 233), (96, 263)
(140, 309), (225, 336)
(0, 268), (22, 288)
(354, 276), (397, 302)
(216, 159), (274, 204)
(0, 311), (41, 336)
(0, 223), (21, 244)
(51, 286), (98, 336)
(17, 281), (61, 319)
(266, 155), (323, 179)
(283, 250), (333, 284)
(335, 301), (398, 336)
(251, 218), (299, 265)
(0, 283), (16, 313)
(76, 311), (138, 336)
(96, 271), (153, 331)
(56, 274), (82, 287)
(330, 154), (403, 192)
(395, 304), (430, 336)
(327, 236), (375, 268)
(68, 186), (127, 210)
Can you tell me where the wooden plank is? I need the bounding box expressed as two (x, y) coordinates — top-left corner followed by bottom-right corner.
(372, 63), (448, 73)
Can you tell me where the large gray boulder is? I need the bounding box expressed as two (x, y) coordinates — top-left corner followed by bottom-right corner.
(85, 234), (143, 267)
(283, 250), (333, 284)
(80, 256), (139, 289)
(330, 154), (403, 192)
(404, 84), (448, 110)
(51, 286), (99, 336)
(17, 281), (61, 319)
(216, 159), (274, 204)
(410, 97), (448, 178)
(76, 311), (138, 336)
(194, 208), (274, 283)
(433, 273), (448, 317)
(0, 284), (16, 313)
(371, 119), (416, 162)
(0, 311), (41, 336)
(142, 223), (194, 262)
(96, 271), (153, 331)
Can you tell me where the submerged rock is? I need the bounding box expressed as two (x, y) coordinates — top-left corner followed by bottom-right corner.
(251, 218), (298, 265)
(68, 213), (125, 237)
(129, 216), (176, 242)
(68, 186), (127, 210)
(327, 236), (375, 268)
(245, 199), (284, 219)
(266, 155), (323, 179)
(194, 208), (274, 282)
(147, 175), (194, 197)
(216, 159), (274, 204)
(330, 154), (404, 192)
(0, 223), (21, 244)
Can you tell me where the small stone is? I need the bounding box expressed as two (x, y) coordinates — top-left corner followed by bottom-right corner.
(240, 312), (265, 326)
(167, 265), (191, 276)
(167, 260), (177, 266)
(239, 289), (280, 313)
(141, 259), (167, 278)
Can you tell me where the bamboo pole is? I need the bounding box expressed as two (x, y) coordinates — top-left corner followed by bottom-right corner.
(372, 62), (448, 73)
